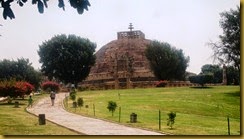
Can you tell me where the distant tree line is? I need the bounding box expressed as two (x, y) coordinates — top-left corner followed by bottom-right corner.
(189, 64), (239, 87)
(0, 58), (41, 88)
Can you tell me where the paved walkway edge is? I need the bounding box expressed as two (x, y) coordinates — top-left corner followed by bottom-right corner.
(26, 93), (164, 135)
(25, 107), (85, 135)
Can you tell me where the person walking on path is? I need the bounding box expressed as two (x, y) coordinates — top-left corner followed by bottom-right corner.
(50, 91), (56, 106)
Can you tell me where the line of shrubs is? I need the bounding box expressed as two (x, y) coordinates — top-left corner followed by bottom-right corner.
(0, 78), (34, 101)
(0, 79), (60, 103)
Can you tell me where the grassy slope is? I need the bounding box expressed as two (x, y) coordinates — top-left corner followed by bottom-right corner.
(0, 94), (79, 135)
(65, 86), (240, 135)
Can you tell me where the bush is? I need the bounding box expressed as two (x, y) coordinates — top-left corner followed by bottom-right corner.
(155, 80), (168, 87)
(77, 97), (84, 109)
(70, 90), (76, 102)
(189, 74), (213, 87)
(41, 81), (60, 92)
(72, 101), (77, 108)
(107, 101), (117, 116)
(0, 79), (16, 97)
(0, 79), (34, 99)
(15, 81), (35, 98)
(77, 86), (87, 91)
(167, 111), (176, 129)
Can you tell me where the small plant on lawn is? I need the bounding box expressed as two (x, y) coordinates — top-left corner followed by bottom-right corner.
(77, 97), (84, 110)
(70, 90), (77, 108)
(107, 101), (117, 117)
(167, 111), (176, 129)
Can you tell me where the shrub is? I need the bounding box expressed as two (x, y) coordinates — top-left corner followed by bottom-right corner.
(155, 80), (168, 87)
(189, 74), (213, 87)
(73, 101), (77, 108)
(70, 90), (76, 102)
(107, 101), (117, 116)
(77, 97), (84, 109)
(167, 112), (176, 129)
(0, 79), (34, 99)
(41, 81), (60, 92)
(15, 81), (34, 98)
(0, 79), (16, 97)
(77, 86), (87, 91)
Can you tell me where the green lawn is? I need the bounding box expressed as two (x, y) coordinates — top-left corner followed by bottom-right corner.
(64, 86), (240, 135)
(0, 94), (79, 135)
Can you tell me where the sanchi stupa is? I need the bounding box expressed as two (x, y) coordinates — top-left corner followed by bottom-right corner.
(81, 23), (195, 90)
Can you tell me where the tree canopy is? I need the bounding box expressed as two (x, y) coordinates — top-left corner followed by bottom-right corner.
(0, 0), (90, 20)
(208, 6), (240, 72)
(0, 58), (41, 88)
(145, 40), (189, 81)
(38, 34), (96, 86)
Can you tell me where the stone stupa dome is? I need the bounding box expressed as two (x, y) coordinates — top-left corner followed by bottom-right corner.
(83, 24), (156, 89)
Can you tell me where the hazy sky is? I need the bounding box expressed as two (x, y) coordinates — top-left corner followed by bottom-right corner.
(0, 0), (240, 74)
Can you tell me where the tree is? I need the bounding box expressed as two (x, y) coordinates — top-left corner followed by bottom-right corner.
(38, 34), (96, 87)
(208, 6), (240, 72)
(145, 40), (189, 81)
(0, 58), (41, 89)
(0, 0), (91, 20)
(107, 101), (117, 117)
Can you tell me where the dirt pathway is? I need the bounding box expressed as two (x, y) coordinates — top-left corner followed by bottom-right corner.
(27, 92), (164, 135)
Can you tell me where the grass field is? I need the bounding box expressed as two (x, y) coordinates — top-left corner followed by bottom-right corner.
(64, 86), (240, 135)
(0, 93), (79, 135)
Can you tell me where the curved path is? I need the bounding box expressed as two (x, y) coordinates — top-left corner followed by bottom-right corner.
(27, 92), (164, 135)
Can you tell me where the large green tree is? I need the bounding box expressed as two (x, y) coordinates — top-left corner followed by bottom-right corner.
(0, 0), (90, 20)
(0, 58), (41, 88)
(38, 34), (96, 86)
(145, 40), (189, 81)
(208, 6), (240, 72)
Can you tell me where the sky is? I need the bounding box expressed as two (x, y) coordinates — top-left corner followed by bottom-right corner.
(0, 0), (240, 74)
